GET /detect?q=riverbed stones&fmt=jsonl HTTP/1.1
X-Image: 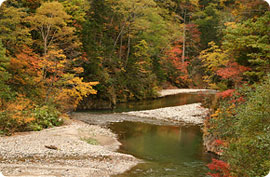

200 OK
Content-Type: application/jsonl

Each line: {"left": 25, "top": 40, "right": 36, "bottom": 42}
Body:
{"left": 159, "top": 89, "right": 216, "bottom": 97}
{"left": 0, "top": 120, "right": 139, "bottom": 177}
{"left": 123, "top": 103, "right": 208, "bottom": 125}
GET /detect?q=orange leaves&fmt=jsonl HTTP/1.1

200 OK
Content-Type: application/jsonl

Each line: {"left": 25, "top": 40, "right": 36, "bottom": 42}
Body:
{"left": 42, "top": 49, "right": 66, "bottom": 75}
{"left": 38, "top": 48, "right": 98, "bottom": 110}
{"left": 5, "top": 95, "right": 36, "bottom": 124}
{"left": 9, "top": 48, "right": 42, "bottom": 88}
{"left": 7, "top": 46, "right": 98, "bottom": 112}
{"left": 54, "top": 75, "right": 98, "bottom": 110}
{"left": 73, "top": 67, "right": 84, "bottom": 74}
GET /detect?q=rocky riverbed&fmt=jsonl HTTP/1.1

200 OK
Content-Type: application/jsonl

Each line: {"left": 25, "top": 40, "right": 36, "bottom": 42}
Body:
{"left": 0, "top": 89, "right": 214, "bottom": 177}
{"left": 123, "top": 103, "right": 208, "bottom": 125}
{"left": 159, "top": 89, "right": 216, "bottom": 97}
{"left": 0, "top": 120, "right": 139, "bottom": 177}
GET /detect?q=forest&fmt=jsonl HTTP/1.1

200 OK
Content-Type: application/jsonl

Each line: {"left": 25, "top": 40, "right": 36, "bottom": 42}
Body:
{"left": 0, "top": 0, "right": 270, "bottom": 176}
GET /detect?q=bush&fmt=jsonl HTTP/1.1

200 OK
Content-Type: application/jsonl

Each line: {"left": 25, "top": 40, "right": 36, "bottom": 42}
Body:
{"left": 0, "top": 98, "right": 63, "bottom": 135}
{"left": 31, "top": 105, "right": 63, "bottom": 130}
{"left": 225, "top": 77, "right": 270, "bottom": 176}
{"left": 208, "top": 76, "right": 270, "bottom": 176}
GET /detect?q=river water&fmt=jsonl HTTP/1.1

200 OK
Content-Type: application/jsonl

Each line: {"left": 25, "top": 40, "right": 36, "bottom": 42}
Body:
{"left": 109, "top": 121, "right": 211, "bottom": 177}
{"left": 81, "top": 93, "right": 214, "bottom": 176}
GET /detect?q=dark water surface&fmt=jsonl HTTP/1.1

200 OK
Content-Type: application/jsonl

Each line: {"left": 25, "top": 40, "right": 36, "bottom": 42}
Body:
{"left": 109, "top": 121, "right": 211, "bottom": 177}
{"left": 90, "top": 92, "right": 213, "bottom": 113}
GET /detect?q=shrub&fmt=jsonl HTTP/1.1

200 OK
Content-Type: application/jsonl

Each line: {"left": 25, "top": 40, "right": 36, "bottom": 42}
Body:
{"left": 0, "top": 96, "right": 63, "bottom": 135}
{"left": 208, "top": 76, "right": 270, "bottom": 176}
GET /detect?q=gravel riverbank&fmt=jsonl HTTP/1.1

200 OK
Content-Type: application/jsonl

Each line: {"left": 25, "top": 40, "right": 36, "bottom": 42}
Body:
{"left": 0, "top": 120, "right": 139, "bottom": 177}
{"left": 159, "top": 89, "right": 216, "bottom": 97}
{"left": 123, "top": 103, "right": 208, "bottom": 125}
{"left": 0, "top": 89, "right": 213, "bottom": 177}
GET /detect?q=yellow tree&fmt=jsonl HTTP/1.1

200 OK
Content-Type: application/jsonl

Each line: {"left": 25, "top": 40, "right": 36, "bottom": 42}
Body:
{"left": 25, "top": 1, "right": 97, "bottom": 110}
{"left": 40, "top": 49, "right": 98, "bottom": 111}
{"left": 0, "top": 4, "right": 31, "bottom": 54}
{"left": 200, "top": 42, "right": 229, "bottom": 89}
{"left": 26, "top": 1, "right": 81, "bottom": 57}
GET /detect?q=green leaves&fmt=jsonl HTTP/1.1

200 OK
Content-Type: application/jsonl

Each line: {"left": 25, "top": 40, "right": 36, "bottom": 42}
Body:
{"left": 0, "top": 40, "right": 11, "bottom": 103}
{"left": 26, "top": 1, "right": 80, "bottom": 56}
{"left": 222, "top": 12, "right": 270, "bottom": 82}
{"left": 209, "top": 76, "right": 270, "bottom": 176}
{"left": 0, "top": 4, "right": 31, "bottom": 54}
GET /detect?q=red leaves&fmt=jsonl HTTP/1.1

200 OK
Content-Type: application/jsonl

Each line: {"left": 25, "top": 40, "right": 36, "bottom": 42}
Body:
{"left": 217, "top": 89, "right": 236, "bottom": 99}
{"left": 207, "top": 158, "right": 231, "bottom": 177}
{"left": 217, "top": 89, "right": 246, "bottom": 103}
{"left": 164, "top": 41, "right": 190, "bottom": 85}
{"left": 216, "top": 62, "right": 250, "bottom": 86}
{"left": 215, "top": 139, "right": 225, "bottom": 146}
{"left": 231, "top": 96, "right": 246, "bottom": 103}
{"left": 217, "top": 62, "right": 249, "bottom": 79}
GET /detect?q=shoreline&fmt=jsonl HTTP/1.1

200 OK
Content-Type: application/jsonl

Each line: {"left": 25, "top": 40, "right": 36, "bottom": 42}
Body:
{"left": 0, "top": 89, "right": 214, "bottom": 176}
{"left": 122, "top": 103, "right": 208, "bottom": 125}
{"left": 0, "top": 120, "right": 140, "bottom": 177}
{"left": 158, "top": 89, "right": 216, "bottom": 97}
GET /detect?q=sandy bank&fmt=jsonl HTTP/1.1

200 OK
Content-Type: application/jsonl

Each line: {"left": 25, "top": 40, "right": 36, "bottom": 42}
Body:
{"left": 159, "top": 89, "right": 216, "bottom": 97}
{"left": 0, "top": 120, "right": 139, "bottom": 177}
{"left": 123, "top": 103, "right": 208, "bottom": 125}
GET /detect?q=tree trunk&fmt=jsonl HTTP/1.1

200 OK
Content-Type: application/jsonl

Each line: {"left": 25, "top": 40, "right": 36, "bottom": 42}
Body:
{"left": 182, "top": 9, "right": 186, "bottom": 64}
{"left": 119, "top": 31, "right": 123, "bottom": 60}
{"left": 44, "top": 36, "right": 47, "bottom": 56}
{"left": 125, "top": 28, "right": 131, "bottom": 68}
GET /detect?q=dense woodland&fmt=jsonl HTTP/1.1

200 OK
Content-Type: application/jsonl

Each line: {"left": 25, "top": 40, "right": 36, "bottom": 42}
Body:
{"left": 0, "top": 0, "right": 270, "bottom": 176}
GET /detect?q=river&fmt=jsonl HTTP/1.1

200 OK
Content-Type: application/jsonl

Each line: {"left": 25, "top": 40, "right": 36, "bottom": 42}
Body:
{"left": 79, "top": 92, "right": 214, "bottom": 176}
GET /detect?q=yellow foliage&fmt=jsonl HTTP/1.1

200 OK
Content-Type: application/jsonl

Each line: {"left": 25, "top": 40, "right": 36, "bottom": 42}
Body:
{"left": 211, "top": 108, "right": 221, "bottom": 119}
{"left": 224, "top": 22, "right": 237, "bottom": 28}
{"left": 200, "top": 42, "right": 230, "bottom": 86}
{"left": 73, "top": 67, "right": 84, "bottom": 74}
{"left": 54, "top": 74, "right": 98, "bottom": 110}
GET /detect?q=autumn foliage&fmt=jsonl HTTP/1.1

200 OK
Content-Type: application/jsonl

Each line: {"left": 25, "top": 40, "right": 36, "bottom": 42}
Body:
{"left": 163, "top": 41, "right": 191, "bottom": 87}
{"left": 207, "top": 159, "right": 231, "bottom": 177}
{"left": 0, "top": 1, "right": 98, "bottom": 135}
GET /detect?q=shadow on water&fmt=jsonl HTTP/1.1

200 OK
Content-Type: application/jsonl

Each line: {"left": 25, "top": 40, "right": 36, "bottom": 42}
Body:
{"left": 88, "top": 93, "right": 214, "bottom": 113}
{"left": 109, "top": 121, "right": 213, "bottom": 177}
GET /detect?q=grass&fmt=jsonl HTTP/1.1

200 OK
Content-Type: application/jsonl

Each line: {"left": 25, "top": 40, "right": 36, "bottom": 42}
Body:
{"left": 81, "top": 137, "right": 99, "bottom": 145}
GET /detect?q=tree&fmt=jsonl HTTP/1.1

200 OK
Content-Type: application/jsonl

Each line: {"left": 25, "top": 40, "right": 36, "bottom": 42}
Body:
{"left": 222, "top": 12, "right": 270, "bottom": 82}
{"left": 9, "top": 48, "right": 42, "bottom": 96}
{"left": 162, "top": 40, "right": 191, "bottom": 87}
{"left": 0, "top": 4, "right": 31, "bottom": 54}
{"left": 82, "top": 0, "right": 180, "bottom": 102}
{"left": 39, "top": 49, "right": 98, "bottom": 111}
{"left": 26, "top": 1, "right": 81, "bottom": 57}
{"left": 194, "top": 3, "right": 220, "bottom": 50}
{"left": 0, "top": 40, "right": 11, "bottom": 107}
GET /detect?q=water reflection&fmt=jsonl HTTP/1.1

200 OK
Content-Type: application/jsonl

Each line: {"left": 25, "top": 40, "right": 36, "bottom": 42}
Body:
{"left": 115, "top": 93, "right": 207, "bottom": 112}
{"left": 109, "top": 121, "right": 211, "bottom": 177}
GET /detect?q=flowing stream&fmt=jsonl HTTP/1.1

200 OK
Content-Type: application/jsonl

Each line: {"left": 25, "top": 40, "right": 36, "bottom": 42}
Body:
{"left": 109, "top": 121, "right": 211, "bottom": 177}
{"left": 80, "top": 93, "right": 214, "bottom": 176}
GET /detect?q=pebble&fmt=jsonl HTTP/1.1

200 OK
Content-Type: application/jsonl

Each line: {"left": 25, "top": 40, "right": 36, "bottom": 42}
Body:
{"left": 0, "top": 121, "right": 139, "bottom": 177}
{"left": 123, "top": 103, "right": 208, "bottom": 125}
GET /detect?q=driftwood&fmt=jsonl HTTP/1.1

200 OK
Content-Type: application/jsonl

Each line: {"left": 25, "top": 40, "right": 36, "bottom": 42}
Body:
{"left": 45, "top": 145, "right": 58, "bottom": 150}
